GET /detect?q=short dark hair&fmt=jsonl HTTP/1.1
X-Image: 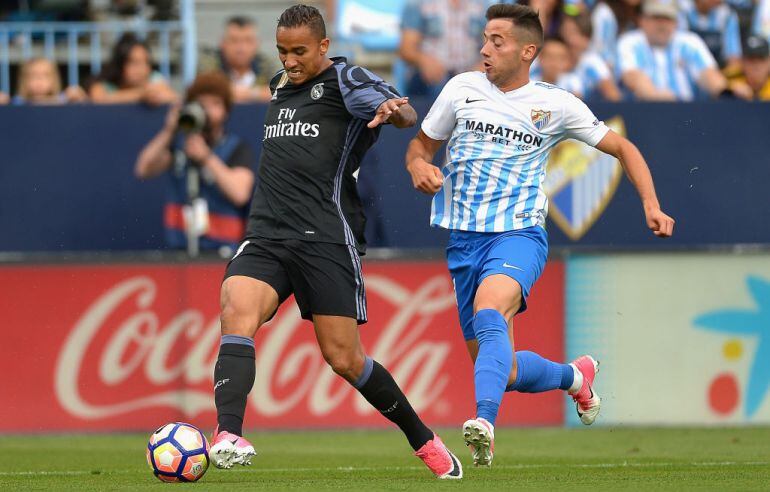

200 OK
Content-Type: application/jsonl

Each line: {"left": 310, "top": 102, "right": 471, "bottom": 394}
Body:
{"left": 277, "top": 4, "right": 326, "bottom": 39}
{"left": 185, "top": 71, "right": 233, "bottom": 112}
{"left": 486, "top": 3, "right": 544, "bottom": 49}
{"left": 226, "top": 16, "right": 255, "bottom": 28}
{"left": 564, "top": 12, "right": 592, "bottom": 38}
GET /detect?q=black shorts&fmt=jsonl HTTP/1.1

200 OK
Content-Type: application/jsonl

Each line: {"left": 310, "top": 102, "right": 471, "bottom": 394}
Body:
{"left": 224, "top": 237, "right": 367, "bottom": 324}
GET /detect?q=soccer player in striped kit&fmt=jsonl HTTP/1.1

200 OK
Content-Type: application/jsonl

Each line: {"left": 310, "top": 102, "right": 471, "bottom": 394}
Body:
{"left": 406, "top": 3, "right": 674, "bottom": 467}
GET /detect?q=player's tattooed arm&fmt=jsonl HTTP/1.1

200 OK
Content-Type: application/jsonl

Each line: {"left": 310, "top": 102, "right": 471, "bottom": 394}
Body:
{"left": 595, "top": 130, "right": 675, "bottom": 238}
{"left": 368, "top": 97, "right": 417, "bottom": 129}
{"left": 405, "top": 130, "right": 444, "bottom": 194}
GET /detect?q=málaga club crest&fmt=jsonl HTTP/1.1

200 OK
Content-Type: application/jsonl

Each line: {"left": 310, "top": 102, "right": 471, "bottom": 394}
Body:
{"left": 531, "top": 109, "right": 551, "bottom": 131}
{"left": 543, "top": 116, "right": 626, "bottom": 241}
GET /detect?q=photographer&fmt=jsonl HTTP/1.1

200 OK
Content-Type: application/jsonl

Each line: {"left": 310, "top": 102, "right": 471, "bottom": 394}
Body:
{"left": 135, "top": 71, "right": 256, "bottom": 253}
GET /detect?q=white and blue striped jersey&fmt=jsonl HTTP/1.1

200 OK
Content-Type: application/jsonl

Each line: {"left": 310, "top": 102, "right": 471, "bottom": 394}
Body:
{"left": 421, "top": 71, "right": 609, "bottom": 232}
{"left": 591, "top": 2, "right": 619, "bottom": 68}
{"left": 572, "top": 51, "right": 613, "bottom": 99}
{"left": 617, "top": 29, "right": 717, "bottom": 101}
{"left": 678, "top": 0, "right": 742, "bottom": 65}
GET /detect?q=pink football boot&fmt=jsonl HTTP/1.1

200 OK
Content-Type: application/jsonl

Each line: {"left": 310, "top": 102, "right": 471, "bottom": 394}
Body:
{"left": 210, "top": 426, "right": 257, "bottom": 469}
{"left": 414, "top": 434, "right": 463, "bottom": 479}
{"left": 570, "top": 355, "right": 601, "bottom": 425}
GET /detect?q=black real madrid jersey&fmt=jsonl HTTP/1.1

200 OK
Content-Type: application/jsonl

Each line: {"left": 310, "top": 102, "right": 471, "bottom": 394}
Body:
{"left": 245, "top": 57, "right": 399, "bottom": 253}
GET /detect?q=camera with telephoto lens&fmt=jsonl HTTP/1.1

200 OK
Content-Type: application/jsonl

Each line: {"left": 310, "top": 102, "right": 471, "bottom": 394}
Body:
{"left": 177, "top": 102, "right": 207, "bottom": 133}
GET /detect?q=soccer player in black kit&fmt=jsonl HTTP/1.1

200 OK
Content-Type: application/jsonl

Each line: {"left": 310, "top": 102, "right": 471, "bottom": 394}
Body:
{"left": 209, "top": 5, "right": 462, "bottom": 480}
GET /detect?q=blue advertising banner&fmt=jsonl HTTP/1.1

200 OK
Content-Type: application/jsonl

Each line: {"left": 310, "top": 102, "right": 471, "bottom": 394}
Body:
{"left": 1, "top": 101, "right": 769, "bottom": 252}
{"left": 0, "top": 104, "right": 267, "bottom": 252}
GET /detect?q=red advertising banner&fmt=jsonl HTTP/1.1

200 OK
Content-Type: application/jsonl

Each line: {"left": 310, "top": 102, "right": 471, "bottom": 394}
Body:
{"left": 0, "top": 260, "right": 564, "bottom": 431}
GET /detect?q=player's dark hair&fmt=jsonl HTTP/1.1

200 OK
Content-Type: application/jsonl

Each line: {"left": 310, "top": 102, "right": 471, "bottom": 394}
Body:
{"left": 564, "top": 12, "right": 592, "bottom": 38}
{"left": 226, "top": 15, "right": 255, "bottom": 28}
{"left": 185, "top": 70, "right": 233, "bottom": 112}
{"left": 486, "top": 3, "right": 544, "bottom": 50}
{"left": 277, "top": 4, "right": 326, "bottom": 39}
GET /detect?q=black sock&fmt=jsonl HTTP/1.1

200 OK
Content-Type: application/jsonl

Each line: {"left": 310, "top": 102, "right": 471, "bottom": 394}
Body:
{"left": 214, "top": 339, "right": 255, "bottom": 436}
{"left": 354, "top": 358, "right": 434, "bottom": 451}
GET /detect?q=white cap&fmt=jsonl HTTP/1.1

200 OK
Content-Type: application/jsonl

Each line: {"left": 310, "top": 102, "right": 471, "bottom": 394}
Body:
{"left": 642, "top": 0, "right": 678, "bottom": 20}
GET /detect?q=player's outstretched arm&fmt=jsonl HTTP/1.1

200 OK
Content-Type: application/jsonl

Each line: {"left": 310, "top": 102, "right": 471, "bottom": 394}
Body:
{"left": 595, "top": 130, "right": 675, "bottom": 238}
{"left": 368, "top": 97, "right": 417, "bottom": 129}
{"left": 405, "top": 130, "right": 444, "bottom": 194}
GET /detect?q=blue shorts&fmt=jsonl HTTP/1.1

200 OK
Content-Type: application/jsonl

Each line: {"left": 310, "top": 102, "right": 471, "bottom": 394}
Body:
{"left": 446, "top": 226, "right": 548, "bottom": 341}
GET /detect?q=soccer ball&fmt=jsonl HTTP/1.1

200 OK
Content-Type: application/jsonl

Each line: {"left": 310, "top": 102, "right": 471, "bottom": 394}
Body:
{"left": 146, "top": 422, "right": 210, "bottom": 482}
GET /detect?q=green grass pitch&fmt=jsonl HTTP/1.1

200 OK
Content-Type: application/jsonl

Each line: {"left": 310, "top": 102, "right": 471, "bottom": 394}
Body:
{"left": 2, "top": 427, "right": 769, "bottom": 491}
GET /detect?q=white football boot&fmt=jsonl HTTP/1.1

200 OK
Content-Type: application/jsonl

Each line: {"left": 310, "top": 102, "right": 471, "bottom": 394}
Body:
{"left": 462, "top": 417, "right": 495, "bottom": 467}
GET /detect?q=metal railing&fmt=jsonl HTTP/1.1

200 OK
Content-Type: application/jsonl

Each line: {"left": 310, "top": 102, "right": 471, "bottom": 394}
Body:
{"left": 0, "top": 0, "right": 197, "bottom": 94}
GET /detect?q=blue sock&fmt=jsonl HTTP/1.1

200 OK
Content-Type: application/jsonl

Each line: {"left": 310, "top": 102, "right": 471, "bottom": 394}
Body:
{"left": 505, "top": 351, "right": 574, "bottom": 393}
{"left": 473, "top": 309, "right": 513, "bottom": 426}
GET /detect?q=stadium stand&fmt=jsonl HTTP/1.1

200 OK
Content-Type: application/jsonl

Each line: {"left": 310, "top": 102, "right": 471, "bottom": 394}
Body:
{"left": 0, "top": 0, "right": 196, "bottom": 94}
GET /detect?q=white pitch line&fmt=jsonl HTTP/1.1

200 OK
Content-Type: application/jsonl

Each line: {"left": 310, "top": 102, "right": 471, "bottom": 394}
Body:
{"left": 1, "top": 461, "right": 767, "bottom": 477}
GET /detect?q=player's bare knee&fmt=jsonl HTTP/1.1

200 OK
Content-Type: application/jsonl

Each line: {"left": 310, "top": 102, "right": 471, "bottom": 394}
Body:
{"left": 474, "top": 302, "right": 517, "bottom": 322}
{"left": 219, "top": 285, "right": 261, "bottom": 336}
{"left": 220, "top": 308, "right": 260, "bottom": 337}
{"left": 474, "top": 292, "right": 520, "bottom": 321}
{"left": 324, "top": 351, "right": 365, "bottom": 382}
{"left": 475, "top": 275, "right": 522, "bottom": 320}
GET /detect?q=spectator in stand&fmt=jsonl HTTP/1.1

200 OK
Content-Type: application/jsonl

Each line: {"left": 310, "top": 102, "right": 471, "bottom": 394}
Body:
{"left": 725, "top": 0, "right": 755, "bottom": 38}
{"left": 90, "top": 33, "right": 177, "bottom": 105}
{"left": 591, "top": 0, "right": 642, "bottom": 68}
{"left": 199, "top": 16, "right": 274, "bottom": 103}
{"left": 134, "top": 71, "right": 256, "bottom": 251}
{"left": 532, "top": 36, "right": 584, "bottom": 94}
{"left": 323, "top": 0, "right": 336, "bottom": 24}
{"left": 679, "top": 0, "right": 742, "bottom": 73}
{"left": 729, "top": 34, "right": 770, "bottom": 100}
{"left": 617, "top": 0, "right": 727, "bottom": 100}
{"left": 399, "top": 0, "right": 488, "bottom": 98}
{"left": 560, "top": 12, "right": 623, "bottom": 100}
{"left": 754, "top": 0, "right": 770, "bottom": 43}
{"left": 12, "top": 58, "right": 87, "bottom": 104}
{"left": 522, "top": 0, "right": 566, "bottom": 36}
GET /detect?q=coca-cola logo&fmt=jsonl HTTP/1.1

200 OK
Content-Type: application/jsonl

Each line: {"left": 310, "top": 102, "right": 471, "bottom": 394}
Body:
{"left": 54, "top": 274, "right": 457, "bottom": 421}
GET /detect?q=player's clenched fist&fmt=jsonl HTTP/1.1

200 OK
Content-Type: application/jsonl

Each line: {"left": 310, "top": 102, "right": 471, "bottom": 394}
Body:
{"left": 645, "top": 207, "right": 675, "bottom": 238}
{"left": 407, "top": 158, "right": 443, "bottom": 194}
